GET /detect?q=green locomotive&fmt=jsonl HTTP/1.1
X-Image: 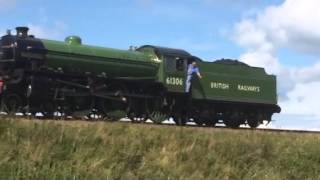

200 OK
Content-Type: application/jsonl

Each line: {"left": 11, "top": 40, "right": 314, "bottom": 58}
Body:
{"left": 0, "top": 27, "right": 280, "bottom": 128}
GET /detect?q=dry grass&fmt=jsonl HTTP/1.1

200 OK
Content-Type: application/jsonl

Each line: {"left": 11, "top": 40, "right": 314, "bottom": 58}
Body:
{"left": 0, "top": 117, "right": 319, "bottom": 180}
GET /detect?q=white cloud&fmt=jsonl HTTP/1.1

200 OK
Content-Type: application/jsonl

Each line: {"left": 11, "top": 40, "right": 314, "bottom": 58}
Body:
{"left": 28, "top": 22, "right": 67, "bottom": 40}
{"left": 234, "top": 19, "right": 273, "bottom": 52}
{"left": 293, "top": 62, "right": 320, "bottom": 83}
{"left": 233, "top": 0, "right": 320, "bottom": 130}
{"left": 240, "top": 51, "right": 280, "bottom": 74}
{"left": 280, "top": 82, "right": 320, "bottom": 118}
{"left": 235, "top": 0, "right": 320, "bottom": 55}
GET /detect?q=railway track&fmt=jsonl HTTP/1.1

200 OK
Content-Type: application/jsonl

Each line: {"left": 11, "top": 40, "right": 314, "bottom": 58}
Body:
{"left": 1, "top": 114, "right": 319, "bottom": 135}
{"left": 131, "top": 120, "right": 320, "bottom": 135}
{"left": 238, "top": 127, "right": 320, "bottom": 134}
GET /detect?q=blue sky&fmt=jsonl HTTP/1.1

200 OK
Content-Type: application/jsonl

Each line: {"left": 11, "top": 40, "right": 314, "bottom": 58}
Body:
{"left": 0, "top": 0, "right": 282, "bottom": 60}
{"left": 1, "top": 0, "right": 320, "bottom": 130}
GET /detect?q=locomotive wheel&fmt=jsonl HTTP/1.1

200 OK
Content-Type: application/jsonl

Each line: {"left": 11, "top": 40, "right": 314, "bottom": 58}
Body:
{"left": 204, "top": 117, "right": 217, "bottom": 127}
{"left": 85, "top": 109, "right": 106, "bottom": 121}
{"left": 129, "top": 113, "right": 148, "bottom": 123}
{"left": 194, "top": 118, "right": 205, "bottom": 126}
{"left": 127, "top": 111, "right": 135, "bottom": 122}
{"left": 98, "top": 84, "right": 129, "bottom": 120}
{"left": 128, "top": 99, "right": 149, "bottom": 123}
{"left": 190, "top": 107, "right": 203, "bottom": 126}
{"left": 2, "top": 94, "right": 23, "bottom": 114}
{"left": 150, "top": 111, "right": 167, "bottom": 124}
{"left": 145, "top": 96, "right": 168, "bottom": 124}
{"left": 173, "top": 115, "right": 187, "bottom": 126}
{"left": 41, "top": 101, "right": 56, "bottom": 119}
{"left": 106, "top": 110, "right": 127, "bottom": 121}
{"left": 129, "top": 115, "right": 148, "bottom": 123}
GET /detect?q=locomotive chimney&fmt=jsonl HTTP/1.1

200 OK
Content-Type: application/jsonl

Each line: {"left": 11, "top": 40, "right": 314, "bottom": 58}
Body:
{"left": 16, "top": 27, "right": 29, "bottom": 38}
{"left": 6, "top": 29, "right": 11, "bottom": 36}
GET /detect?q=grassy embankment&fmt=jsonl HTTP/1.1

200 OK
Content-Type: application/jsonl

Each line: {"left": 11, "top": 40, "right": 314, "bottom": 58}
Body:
{"left": 0, "top": 117, "right": 319, "bottom": 180}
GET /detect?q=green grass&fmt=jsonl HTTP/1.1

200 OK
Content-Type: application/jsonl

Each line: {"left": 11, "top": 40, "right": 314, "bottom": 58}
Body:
{"left": 0, "top": 118, "right": 319, "bottom": 180}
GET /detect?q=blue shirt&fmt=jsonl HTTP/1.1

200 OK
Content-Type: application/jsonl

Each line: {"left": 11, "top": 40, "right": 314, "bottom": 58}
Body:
{"left": 187, "top": 64, "right": 200, "bottom": 75}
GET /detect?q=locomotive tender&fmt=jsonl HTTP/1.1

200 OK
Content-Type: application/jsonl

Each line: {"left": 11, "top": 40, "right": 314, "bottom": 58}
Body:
{"left": 0, "top": 27, "right": 280, "bottom": 128}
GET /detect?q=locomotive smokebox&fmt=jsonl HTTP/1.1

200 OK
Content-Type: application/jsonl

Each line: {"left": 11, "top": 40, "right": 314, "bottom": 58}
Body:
{"left": 16, "top": 27, "right": 29, "bottom": 38}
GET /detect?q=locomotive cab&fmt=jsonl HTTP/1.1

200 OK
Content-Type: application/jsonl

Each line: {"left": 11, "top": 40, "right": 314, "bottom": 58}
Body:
{"left": 137, "top": 45, "right": 197, "bottom": 93}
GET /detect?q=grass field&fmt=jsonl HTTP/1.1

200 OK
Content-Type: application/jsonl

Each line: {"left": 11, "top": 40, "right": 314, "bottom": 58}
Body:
{"left": 0, "top": 117, "right": 319, "bottom": 180}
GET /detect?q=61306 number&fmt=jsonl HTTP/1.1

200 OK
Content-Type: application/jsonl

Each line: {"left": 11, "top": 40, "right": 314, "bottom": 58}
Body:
{"left": 166, "top": 77, "right": 183, "bottom": 86}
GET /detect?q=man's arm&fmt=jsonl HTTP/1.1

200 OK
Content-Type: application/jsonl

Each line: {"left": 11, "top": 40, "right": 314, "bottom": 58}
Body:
{"left": 197, "top": 72, "right": 202, "bottom": 79}
{"left": 195, "top": 67, "right": 202, "bottom": 78}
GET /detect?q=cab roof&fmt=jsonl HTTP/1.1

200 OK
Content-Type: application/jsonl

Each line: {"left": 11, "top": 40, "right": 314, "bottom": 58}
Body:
{"left": 138, "top": 45, "right": 191, "bottom": 57}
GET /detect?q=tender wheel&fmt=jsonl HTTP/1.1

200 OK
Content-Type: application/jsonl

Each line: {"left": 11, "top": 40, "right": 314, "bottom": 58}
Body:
{"left": 224, "top": 114, "right": 241, "bottom": 128}
{"left": 247, "top": 112, "right": 260, "bottom": 128}
{"left": 224, "top": 118, "right": 241, "bottom": 128}
{"left": 224, "top": 109, "right": 246, "bottom": 128}
{"left": 248, "top": 119, "right": 259, "bottom": 128}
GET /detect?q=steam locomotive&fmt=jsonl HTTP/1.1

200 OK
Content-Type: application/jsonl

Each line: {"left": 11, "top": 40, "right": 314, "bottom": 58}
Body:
{"left": 0, "top": 27, "right": 280, "bottom": 128}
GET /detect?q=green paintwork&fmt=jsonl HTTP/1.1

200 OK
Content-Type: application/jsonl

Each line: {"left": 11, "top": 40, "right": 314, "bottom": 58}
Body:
{"left": 40, "top": 38, "right": 278, "bottom": 107}
{"left": 164, "top": 69, "right": 186, "bottom": 92}
{"left": 65, "top": 36, "right": 82, "bottom": 45}
{"left": 136, "top": 46, "right": 164, "bottom": 82}
{"left": 137, "top": 45, "right": 278, "bottom": 106}
{"left": 136, "top": 46, "right": 188, "bottom": 91}
{"left": 41, "top": 39, "right": 160, "bottom": 78}
{"left": 192, "top": 62, "right": 278, "bottom": 105}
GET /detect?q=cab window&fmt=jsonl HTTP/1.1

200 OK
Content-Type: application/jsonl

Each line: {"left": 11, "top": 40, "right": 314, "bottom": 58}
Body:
{"left": 166, "top": 56, "right": 186, "bottom": 72}
{"left": 176, "top": 58, "right": 185, "bottom": 71}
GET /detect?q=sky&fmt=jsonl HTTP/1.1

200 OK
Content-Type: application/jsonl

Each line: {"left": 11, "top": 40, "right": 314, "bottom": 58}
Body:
{"left": 0, "top": 0, "right": 319, "bottom": 130}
